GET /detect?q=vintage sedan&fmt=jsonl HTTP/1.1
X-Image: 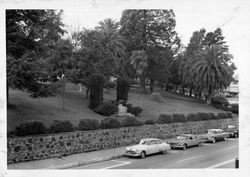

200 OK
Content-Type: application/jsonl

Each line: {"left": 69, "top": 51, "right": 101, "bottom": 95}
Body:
{"left": 202, "top": 129, "right": 230, "bottom": 143}
{"left": 225, "top": 125, "right": 239, "bottom": 138}
{"left": 168, "top": 134, "right": 203, "bottom": 150}
{"left": 124, "top": 138, "right": 171, "bottom": 158}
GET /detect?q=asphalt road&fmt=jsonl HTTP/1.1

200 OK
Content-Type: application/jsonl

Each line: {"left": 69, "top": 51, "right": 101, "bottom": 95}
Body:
{"left": 70, "top": 138, "right": 238, "bottom": 169}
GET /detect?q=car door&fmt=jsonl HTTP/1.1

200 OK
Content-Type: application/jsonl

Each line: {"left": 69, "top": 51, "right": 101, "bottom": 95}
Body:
{"left": 190, "top": 135, "right": 199, "bottom": 146}
{"left": 145, "top": 141, "right": 155, "bottom": 154}
{"left": 189, "top": 136, "right": 197, "bottom": 146}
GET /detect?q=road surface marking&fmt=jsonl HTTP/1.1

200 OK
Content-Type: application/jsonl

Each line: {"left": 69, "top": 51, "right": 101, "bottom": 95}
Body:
{"left": 176, "top": 155, "right": 202, "bottom": 162}
{"left": 206, "top": 159, "right": 235, "bottom": 168}
{"left": 101, "top": 160, "right": 131, "bottom": 169}
{"left": 215, "top": 146, "right": 238, "bottom": 153}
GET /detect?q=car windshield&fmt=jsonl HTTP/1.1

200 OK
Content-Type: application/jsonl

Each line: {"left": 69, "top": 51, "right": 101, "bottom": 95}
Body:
{"left": 177, "top": 136, "right": 188, "bottom": 140}
{"left": 139, "top": 140, "right": 148, "bottom": 145}
{"left": 207, "top": 130, "right": 218, "bottom": 134}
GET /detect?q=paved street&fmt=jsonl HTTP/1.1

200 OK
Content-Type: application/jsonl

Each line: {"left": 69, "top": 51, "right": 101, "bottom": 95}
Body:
{"left": 69, "top": 138, "right": 238, "bottom": 169}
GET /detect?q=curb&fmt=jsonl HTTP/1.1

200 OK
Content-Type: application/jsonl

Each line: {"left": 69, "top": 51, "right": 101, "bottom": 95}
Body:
{"left": 45, "top": 154, "right": 125, "bottom": 169}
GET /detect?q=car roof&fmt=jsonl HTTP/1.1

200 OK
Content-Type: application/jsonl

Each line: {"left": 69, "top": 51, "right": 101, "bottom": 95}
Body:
{"left": 208, "top": 129, "right": 223, "bottom": 131}
{"left": 140, "top": 138, "right": 161, "bottom": 141}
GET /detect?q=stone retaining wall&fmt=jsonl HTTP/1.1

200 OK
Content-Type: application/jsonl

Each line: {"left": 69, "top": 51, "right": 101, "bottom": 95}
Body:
{"left": 8, "top": 118, "right": 238, "bottom": 164}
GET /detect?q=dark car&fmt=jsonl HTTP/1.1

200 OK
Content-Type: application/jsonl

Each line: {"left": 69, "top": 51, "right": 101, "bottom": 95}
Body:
{"left": 225, "top": 125, "right": 239, "bottom": 138}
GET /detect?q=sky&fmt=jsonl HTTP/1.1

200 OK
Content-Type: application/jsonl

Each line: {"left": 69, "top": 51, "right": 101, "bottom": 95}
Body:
{"left": 58, "top": 0, "right": 250, "bottom": 71}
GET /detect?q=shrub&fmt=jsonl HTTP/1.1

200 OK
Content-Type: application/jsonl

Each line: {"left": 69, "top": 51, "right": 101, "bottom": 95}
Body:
{"left": 172, "top": 114, "right": 187, "bottom": 122}
{"left": 14, "top": 121, "right": 46, "bottom": 136}
{"left": 158, "top": 114, "right": 173, "bottom": 124}
{"left": 187, "top": 113, "right": 199, "bottom": 121}
{"left": 122, "top": 116, "right": 143, "bottom": 127}
{"left": 48, "top": 120, "right": 74, "bottom": 133}
{"left": 116, "top": 76, "right": 131, "bottom": 103}
{"left": 79, "top": 119, "right": 99, "bottom": 131}
{"left": 207, "top": 113, "right": 217, "bottom": 120}
{"left": 144, "top": 119, "right": 155, "bottom": 125}
{"left": 127, "top": 103, "right": 143, "bottom": 116}
{"left": 231, "top": 104, "right": 239, "bottom": 114}
{"left": 217, "top": 112, "right": 232, "bottom": 119}
{"left": 100, "top": 118, "right": 122, "bottom": 129}
{"left": 89, "top": 74, "right": 105, "bottom": 109}
{"left": 149, "top": 92, "right": 165, "bottom": 103}
{"left": 94, "top": 101, "right": 118, "bottom": 116}
{"left": 196, "top": 112, "right": 210, "bottom": 120}
{"left": 211, "top": 95, "right": 229, "bottom": 106}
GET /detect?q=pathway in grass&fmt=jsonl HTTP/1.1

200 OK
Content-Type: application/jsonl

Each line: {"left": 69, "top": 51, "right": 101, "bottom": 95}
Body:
{"left": 7, "top": 85, "right": 225, "bottom": 131}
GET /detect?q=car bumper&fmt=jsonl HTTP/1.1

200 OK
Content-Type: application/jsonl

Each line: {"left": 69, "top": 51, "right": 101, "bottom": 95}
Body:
{"left": 124, "top": 151, "right": 141, "bottom": 157}
{"left": 170, "top": 144, "right": 184, "bottom": 149}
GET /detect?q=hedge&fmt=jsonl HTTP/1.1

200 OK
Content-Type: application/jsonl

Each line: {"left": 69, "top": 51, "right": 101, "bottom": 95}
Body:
{"left": 48, "top": 120, "right": 74, "bottom": 133}
{"left": 79, "top": 119, "right": 100, "bottom": 131}
{"left": 14, "top": 121, "right": 46, "bottom": 136}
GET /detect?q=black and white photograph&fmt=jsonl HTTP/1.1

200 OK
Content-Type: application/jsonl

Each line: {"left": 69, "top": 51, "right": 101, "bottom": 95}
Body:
{"left": 0, "top": 0, "right": 250, "bottom": 176}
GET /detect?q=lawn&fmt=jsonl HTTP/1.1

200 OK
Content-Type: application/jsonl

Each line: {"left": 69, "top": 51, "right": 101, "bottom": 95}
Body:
{"left": 7, "top": 84, "right": 226, "bottom": 131}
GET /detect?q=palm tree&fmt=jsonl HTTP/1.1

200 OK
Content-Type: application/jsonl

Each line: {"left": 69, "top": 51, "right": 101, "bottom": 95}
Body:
{"left": 96, "top": 18, "right": 126, "bottom": 76}
{"left": 183, "top": 45, "right": 234, "bottom": 103}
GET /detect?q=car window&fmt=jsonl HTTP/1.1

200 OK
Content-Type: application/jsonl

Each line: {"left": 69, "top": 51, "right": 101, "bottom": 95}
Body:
{"left": 155, "top": 140, "right": 162, "bottom": 144}
{"left": 140, "top": 140, "right": 147, "bottom": 145}
{"left": 177, "top": 136, "right": 188, "bottom": 140}
{"left": 208, "top": 130, "right": 217, "bottom": 134}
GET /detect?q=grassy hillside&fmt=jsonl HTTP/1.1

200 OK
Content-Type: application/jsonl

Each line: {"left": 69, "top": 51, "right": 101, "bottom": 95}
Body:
{"left": 7, "top": 84, "right": 225, "bottom": 131}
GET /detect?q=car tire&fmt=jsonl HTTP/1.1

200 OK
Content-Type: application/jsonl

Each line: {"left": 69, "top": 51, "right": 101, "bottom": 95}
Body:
{"left": 234, "top": 133, "right": 238, "bottom": 138}
{"left": 212, "top": 139, "right": 216, "bottom": 143}
{"left": 223, "top": 137, "right": 227, "bottom": 141}
{"left": 161, "top": 150, "right": 167, "bottom": 154}
{"left": 182, "top": 144, "right": 187, "bottom": 150}
{"left": 140, "top": 151, "right": 146, "bottom": 159}
{"left": 197, "top": 142, "right": 202, "bottom": 147}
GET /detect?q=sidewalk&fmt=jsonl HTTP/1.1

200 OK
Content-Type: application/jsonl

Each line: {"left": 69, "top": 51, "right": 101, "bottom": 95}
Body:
{"left": 8, "top": 146, "right": 126, "bottom": 169}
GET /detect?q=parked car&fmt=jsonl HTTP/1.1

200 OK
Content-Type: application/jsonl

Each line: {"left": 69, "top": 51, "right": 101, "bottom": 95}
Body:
{"left": 124, "top": 138, "right": 171, "bottom": 158}
{"left": 168, "top": 134, "right": 203, "bottom": 150}
{"left": 201, "top": 129, "right": 230, "bottom": 143}
{"left": 225, "top": 124, "right": 239, "bottom": 138}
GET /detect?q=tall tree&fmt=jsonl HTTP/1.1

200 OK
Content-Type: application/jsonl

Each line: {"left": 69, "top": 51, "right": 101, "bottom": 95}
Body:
{"left": 120, "top": 9, "right": 180, "bottom": 92}
{"left": 6, "top": 10, "right": 65, "bottom": 103}
{"left": 185, "top": 45, "right": 234, "bottom": 103}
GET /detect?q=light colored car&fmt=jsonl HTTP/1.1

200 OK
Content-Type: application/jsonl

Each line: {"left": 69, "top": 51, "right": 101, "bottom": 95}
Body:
{"left": 202, "top": 129, "right": 230, "bottom": 143}
{"left": 168, "top": 134, "right": 203, "bottom": 150}
{"left": 124, "top": 138, "right": 171, "bottom": 158}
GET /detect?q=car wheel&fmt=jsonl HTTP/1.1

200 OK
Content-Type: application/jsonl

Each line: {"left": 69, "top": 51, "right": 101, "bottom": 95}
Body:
{"left": 182, "top": 144, "right": 187, "bottom": 150}
{"left": 223, "top": 137, "right": 227, "bottom": 141}
{"left": 161, "top": 150, "right": 167, "bottom": 154}
{"left": 197, "top": 142, "right": 202, "bottom": 147}
{"left": 212, "top": 139, "right": 216, "bottom": 143}
{"left": 234, "top": 133, "right": 238, "bottom": 138}
{"left": 140, "top": 151, "right": 146, "bottom": 159}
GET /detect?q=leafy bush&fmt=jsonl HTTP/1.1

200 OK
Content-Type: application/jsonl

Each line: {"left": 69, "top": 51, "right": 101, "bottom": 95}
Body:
{"left": 158, "top": 114, "right": 173, "bottom": 124}
{"left": 94, "top": 101, "right": 118, "bottom": 116}
{"left": 14, "top": 121, "right": 46, "bottom": 136}
{"left": 122, "top": 116, "right": 143, "bottom": 127}
{"left": 172, "top": 114, "right": 187, "bottom": 122}
{"left": 149, "top": 92, "right": 165, "bottom": 103}
{"left": 104, "top": 81, "right": 116, "bottom": 89}
{"left": 231, "top": 104, "right": 239, "bottom": 114}
{"left": 79, "top": 119, "right": 99, "bottom": 131}
{"left": 127, "top": 103, "right": 143, "bottom": 116}
{"left": 48, "top": 120, "right": 74, "bottom": 133}
{"left": 207, "top": 113, "right": 217, "bottom": 120}
{"left": 196, "top": 112, "right": 210, "bottom": 120}
{"left": 211, "top": 95, "right": 229, "bottom": 106}
{"left": 217, "top": 112, "right": 232, "bottom": 119}
{"left": 116, "top": 76, "right": 130, "bottom": 103}
{"left": 89, "top": 74, "right": 105, "bottom": 109}
{"left": 186, "top": 113, "right": 199, "bottom": 121}
{"left": 144, "top": 119, "right": 155, "bottom": 125}
{"left": 100, "top": 118, "right": 122, "bottom": 129}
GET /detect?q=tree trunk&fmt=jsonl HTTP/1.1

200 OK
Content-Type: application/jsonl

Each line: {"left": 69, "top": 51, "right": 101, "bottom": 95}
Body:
{"left": 150, "top": 79, "right": 154, "bottom": 93}
{"left": 182, "top": 86, "right": 185, "bottom": 95}
{"left": 189, "top": 86, "right": 193, "bottom": 96}
{"left": 206, "top": 87, "right": 213, "bottom": 104}
{"left": 139, "top": 75, "right": 146, "bottom": 93}
{"left": 62, "top": 78, "right": 65, "bottom": 110}
{"left": 86, "top": 86, "right": 90, "bottom": 98}
{"left": 175, "top": 84, "right": 178, "bottom": 92}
